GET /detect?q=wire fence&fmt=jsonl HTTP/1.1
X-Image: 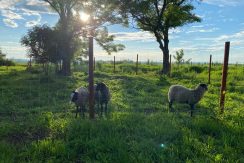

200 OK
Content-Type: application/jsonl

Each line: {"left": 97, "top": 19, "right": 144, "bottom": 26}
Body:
{"left": 0, "top": 60, "right": 244, "bottom": 117}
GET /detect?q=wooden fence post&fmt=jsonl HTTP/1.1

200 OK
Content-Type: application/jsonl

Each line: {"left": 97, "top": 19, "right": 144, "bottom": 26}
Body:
{"left": 136, "top": 54, "right": 138, "bottom": 75}
{"left": 220, "top": 42, "right": 230, "bottom": 114}
{"left": 208, "top": 55, "right": 212, "bottom": 84}
{"left": 88, "top": 35, "right": 95, "bottom": 119}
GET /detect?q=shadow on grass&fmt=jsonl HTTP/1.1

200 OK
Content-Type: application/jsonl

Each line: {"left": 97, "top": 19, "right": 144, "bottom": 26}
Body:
{"left": 94, "top": 72, "right": 171, "bottom": 114}
{"left": 0, "top": 67, "right": 77, "bottom": 145}
{"left": 51, "top": 112, "right": 182, "bottom": 162}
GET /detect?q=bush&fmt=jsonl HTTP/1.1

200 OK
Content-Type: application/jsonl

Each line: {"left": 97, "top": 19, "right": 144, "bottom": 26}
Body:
{"left": 0, "top": 58, "right": 15, "bottom": 66}
{"left": 189, "top": 66, "right": 204, "bottom": 73}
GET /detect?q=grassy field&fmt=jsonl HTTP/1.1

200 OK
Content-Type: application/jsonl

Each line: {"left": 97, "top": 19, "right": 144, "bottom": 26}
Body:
{"left": 0, "top": 62, "right": 243, "bottom": 162}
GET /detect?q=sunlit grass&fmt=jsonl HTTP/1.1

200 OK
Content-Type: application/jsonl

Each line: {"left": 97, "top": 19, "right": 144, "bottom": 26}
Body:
{"left": 0, "top": 62, "right": 243, "bottom": 162}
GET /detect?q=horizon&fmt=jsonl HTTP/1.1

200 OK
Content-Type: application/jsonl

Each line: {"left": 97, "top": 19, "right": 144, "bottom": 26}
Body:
{"left": 0, "top": 0, "right": 244, "bottom": 63}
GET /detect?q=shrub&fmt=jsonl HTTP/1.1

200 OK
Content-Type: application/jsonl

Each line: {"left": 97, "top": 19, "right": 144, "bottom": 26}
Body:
{"left": 0, "top": 58, "right": 15, "bottom": 66}
{"left": 189, "top": 66, "right": 204, "bottom": 73}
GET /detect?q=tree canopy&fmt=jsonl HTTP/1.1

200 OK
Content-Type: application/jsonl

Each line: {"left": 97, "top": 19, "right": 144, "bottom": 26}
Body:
{"left": 116, "top": 0, "right": 201, "bottom": 74}
{"left": 21, "top": 25, "right": 60, "bottom": 64}
{"left": 40, "top": 0, "right": 125, "bottom": 75}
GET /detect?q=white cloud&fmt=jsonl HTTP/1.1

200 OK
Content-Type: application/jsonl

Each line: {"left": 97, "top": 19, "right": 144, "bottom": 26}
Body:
{"left": 194, "top": 30, "right": 244, "bottom": 43}
{"left": 186, "top": 27, "right": 219, "bottom": 33}
{"left": 202, "top": 0, "right": 244, "bottom": 7}
{"left": 215, "top": 31, "right": 244, "bottom": 42}
{"left": 0, "top": 0, "right": 20, "bottom": 9}
{"left": 21, "top": 8, "right": 41, "bottom": 16}
{"left": 25, "top": 18, "right": 40, "bottom": 27}
{"left": 1, "top": 9, "right": 24, "bottom": 19}
{"left": 3, "top": 19, "right": 18, "bottom": 28}
{"left": 26, "top": 0, "right": 48, "bottom": 6}
{"left": 23, "top": 9, "right": 42, "bottom": 27}
{"left": 17, "top": 0, "right": 53, "bottom": 14}
{"left": 111, "top": 31, "right": 155, "bottom": 42}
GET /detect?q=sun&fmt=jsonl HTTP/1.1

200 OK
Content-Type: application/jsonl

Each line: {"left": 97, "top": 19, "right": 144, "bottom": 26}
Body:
{"left": 79, "top": 12, "right": 90, "bottom": 22}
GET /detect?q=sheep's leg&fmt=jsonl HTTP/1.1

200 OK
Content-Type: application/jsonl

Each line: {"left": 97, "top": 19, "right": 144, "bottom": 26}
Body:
{"left": 82, "top": 105, "right": 85, "bottom": 118}
{"left": 75, "top": 106, "right": 79, "bottom": 118}
{"left": 190, "top": 104, "right": 195, "bottom": 117}
{"left": 169, "top": 101, "right": 173, "bottom": 112}
{"left": 100, "top": 104, "right": 103, "bottom": 116}
{"left": 96, "top": 103, "right": 99, "bottom": 114}
{"left": 105, "top": 102, "right": 108, "bottom": 115}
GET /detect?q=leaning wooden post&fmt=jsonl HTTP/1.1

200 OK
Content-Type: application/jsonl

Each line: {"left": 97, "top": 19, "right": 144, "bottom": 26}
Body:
{"left": 208, "top": 55, "right": 212, "bottom": 84}
{"left": 220, "top": 42, "right": 230, "bottom": 114}
{"left": 136, "top": 54, "right": 138, "bottom": 75}
{"left": 169, "top": 54, "right": 172, "bottom": 77}
{"left": 113, "top": 56, "right": 115, "bottom": 73}
{"left": 88, "top": 32, "right": 95, "bottom": 119}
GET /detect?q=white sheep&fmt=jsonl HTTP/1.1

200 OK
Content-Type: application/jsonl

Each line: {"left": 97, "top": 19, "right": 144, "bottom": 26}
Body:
{"left": 70, "top": 86, "right": 89, "bottom": 118}
{"left": 168, "top": 83, "right": 208, "bottom": 116}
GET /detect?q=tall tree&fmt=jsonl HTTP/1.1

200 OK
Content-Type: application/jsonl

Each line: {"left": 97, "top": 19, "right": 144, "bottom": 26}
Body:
{"left": 44, "top": 0, "right": 79, "bottom": 76}
{"left": 44, "top": 0, "right": 125, "bottom": 75}
{"left": 117, "top": 0, "right": 201, "bottom": 75}
{"left": 20, "top": 25, "right": 60, "bottom": 69}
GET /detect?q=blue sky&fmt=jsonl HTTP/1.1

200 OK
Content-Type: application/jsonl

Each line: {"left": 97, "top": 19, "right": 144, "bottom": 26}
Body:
{"left": 0, "top": 0, "right": 244, "bottom": 63}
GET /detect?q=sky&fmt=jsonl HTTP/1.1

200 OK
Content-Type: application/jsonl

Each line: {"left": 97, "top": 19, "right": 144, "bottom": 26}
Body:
{"left": 0, "top": 0, "right": 244, "bottom": 63}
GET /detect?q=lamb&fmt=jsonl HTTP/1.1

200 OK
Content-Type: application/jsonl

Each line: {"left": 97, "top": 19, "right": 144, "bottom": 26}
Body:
{"left": 95, "top": 82, "right": 111, "bottom": 115}
{"left": 70, "top": 86, "right": 89, "bottom": 118}
{"left": 168, "top": 83, "right": 208, "bottom": 117}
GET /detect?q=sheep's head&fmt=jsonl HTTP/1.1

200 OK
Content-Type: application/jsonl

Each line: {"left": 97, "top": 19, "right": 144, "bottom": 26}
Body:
{"left": 96, "top": 82, "right": 106, "bottom": 92}
{"left": 70, "top": 91, "right": 79, "bottom": 102}
{"left": 199, "top": 83, "right": 208, "bottom": 91}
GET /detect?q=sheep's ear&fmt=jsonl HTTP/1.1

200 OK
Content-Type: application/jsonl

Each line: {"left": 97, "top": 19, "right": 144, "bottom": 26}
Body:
{"left": 199, "top": 83, "right": 208, "bottom": 90}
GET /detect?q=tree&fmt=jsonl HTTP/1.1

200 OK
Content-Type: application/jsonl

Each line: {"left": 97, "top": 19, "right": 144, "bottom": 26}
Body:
{"left": 173, "top": 49, "right": 191, "bottom": 65}
{"left": 43, "top": 0, "right": 78, "bottom": 75}
{"left": 20, "top": 25, "right": 61, "bottom": 72}
{"left": 0, "top": 49, "right": 6, "bottom": 59}
{"left": 0, "top": 49, "right": 15, "bottom": 66}
{"left": 173, "top": 49, "right": 184, "bottom": 65}
{"left": 43, "top": 0, "right": 125, "bottom": 75}
{"left": 116, "top": 0, "right": 201, "bottom": 75}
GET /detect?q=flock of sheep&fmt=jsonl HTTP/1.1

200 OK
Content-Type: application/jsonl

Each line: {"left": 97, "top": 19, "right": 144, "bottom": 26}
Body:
{"left": 70, "top": 82, "right": 208, "bottom": 117}
{"left": 70, "top": 82, "right": 111, "bottom": 117}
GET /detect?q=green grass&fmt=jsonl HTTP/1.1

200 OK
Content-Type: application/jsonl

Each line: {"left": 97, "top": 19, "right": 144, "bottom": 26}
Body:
{"left": 0, "top": 62, "right": 243, "bottom": 162}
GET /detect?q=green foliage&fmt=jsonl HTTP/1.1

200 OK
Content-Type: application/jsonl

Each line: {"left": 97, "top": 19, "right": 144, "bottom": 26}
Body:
{"left": 189, "top": 66, "right": 205, "bottom": 73}
{"left": 42, "top": 0, "right": 126, "bottom": 75}
{"left": 95, "top": 27, "right": 125, "bottom": 55}
{"left": 0, "top": 49, "right": 15, "bottom": 66}
{"left": 20, "top": 25, "right": 60, "bottom": 64}
{"left": 173, "top": 49, "right": 191, "bottom": 65}
{"left": 0, "top": 63, "right": 243, "bottom": 162}
{"left": 174, "top": 49, "right": 184, "bottom": 64}
{"left": 0, "top": 58, "right": 15, "bottom": 66}
{"left": 116, "top": 0, "right": 201, "bottom": 74}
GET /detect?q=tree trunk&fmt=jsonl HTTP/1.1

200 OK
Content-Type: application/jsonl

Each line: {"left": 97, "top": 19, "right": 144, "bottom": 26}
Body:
{"left": 60, "top": 18, "right": 72, "bottom": 76}
{"left": 154, "top": 31, "right": 170, "bottom": 75}
{"left": 162, "top": 35, "right": 170, "bottom": 75}
{"left": 62, "top": 54, "right": 71, "bottom": 76}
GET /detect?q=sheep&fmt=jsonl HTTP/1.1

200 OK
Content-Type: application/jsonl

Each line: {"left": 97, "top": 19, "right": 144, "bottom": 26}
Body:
{"left": 70, "top": 86, "right": 89, "bottom": 118}
{"left": 95, "top": 82, "right": 111, "bottom": 116}
{"left": 168, "top": 83, "right": 208, "bottom": 117}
